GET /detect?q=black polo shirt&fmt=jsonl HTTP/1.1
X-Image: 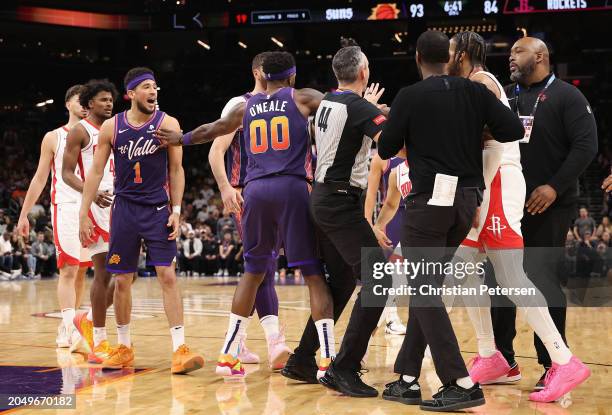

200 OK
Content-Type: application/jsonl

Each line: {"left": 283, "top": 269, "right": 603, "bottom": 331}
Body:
{"left": 505, "top": 74, "right": 598, "bottom": 205}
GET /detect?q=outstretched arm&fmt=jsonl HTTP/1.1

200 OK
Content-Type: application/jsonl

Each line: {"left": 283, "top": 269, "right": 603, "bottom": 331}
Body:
{"left": 154, "top": 103, "right": 245, "bottom": 146}
{"left": 208, "top": 132, "right": 243, "bottom": 213}
{"left": 295, "top": 88, "right": 324, "bottom": 117}
{"left": 165, "top": 116, "right": 185, "bottom": 241}
{"left": 17, "top": 131, "right": 56, "bottom": 236}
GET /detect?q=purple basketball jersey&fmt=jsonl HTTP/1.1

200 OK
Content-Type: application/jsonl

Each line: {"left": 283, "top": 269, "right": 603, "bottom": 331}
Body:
{"left": 243, "top": 87, "right": 313, "bottom": 184}
{"left": 112, "top": 110, "right": 169, "bottom": 205}
{"left": 225, "top": 93, "right": 251, "bottom": 188}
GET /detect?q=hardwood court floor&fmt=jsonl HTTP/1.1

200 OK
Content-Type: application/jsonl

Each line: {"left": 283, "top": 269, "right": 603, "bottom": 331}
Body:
{"left": 0, "top": 277, "right": 610, "bottom": 414}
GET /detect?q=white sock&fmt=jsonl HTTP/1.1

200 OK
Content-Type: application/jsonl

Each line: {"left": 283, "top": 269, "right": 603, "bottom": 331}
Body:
{"left": 93, "top": 327, "right": 107, "bottom": 347}
{"left": 315, "top": 318, "right": 335, "bottom": 359}
{"left": 402, "top": 375, "right": 420, "bottom": 389}
{"left": 523, "top": 307, "right": 572, "bottom": 365}
{"left": 170, "top": 326, "right": 185, "bottom": 352}
{"left": 117, "top": 324, "right": 131, "bottom": 347}
{"left": 456, "top": 376, "right": 474, "bottom": 389}
{"left": 466, "top": 306, "right": 497, "bottom": 357}
{"left": 542, "top": 334, "right": 572, "bottom": 365}
{"left": 260, "top": 315, "right": 280, "bottom": 342}
{"left": 86, "top": 308, "right": 93, "bottom": 322}
{"left": 221, "top": 313, "right": 250, "bottom": 357}
{"left": 61, "top": 308, "right": 75, "bottom": 331}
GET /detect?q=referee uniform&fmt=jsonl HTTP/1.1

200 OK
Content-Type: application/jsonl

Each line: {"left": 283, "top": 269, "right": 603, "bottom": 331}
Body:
{"left": 310, "top": 89, "right": 390, "bottom": 394}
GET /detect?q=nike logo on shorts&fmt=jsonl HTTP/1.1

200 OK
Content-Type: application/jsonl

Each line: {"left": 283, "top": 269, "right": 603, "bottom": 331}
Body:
{"left": 157, "top": 205, "right": 167, "bottom": 211}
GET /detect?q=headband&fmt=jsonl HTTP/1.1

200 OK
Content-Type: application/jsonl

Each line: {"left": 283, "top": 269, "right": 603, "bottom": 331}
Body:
{"left": 126, "top": 73, "right": 156, "bottom": 91}
{"left": 264, "top": 66, "right": 296, "bottom": 81}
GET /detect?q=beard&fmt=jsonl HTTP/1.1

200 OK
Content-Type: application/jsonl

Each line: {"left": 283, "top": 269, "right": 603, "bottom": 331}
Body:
{"left": 510, "top": 58, "right": 536, "bottom": 83}
{"left": 136, "top": 99, "right": 155, "bottom": 115}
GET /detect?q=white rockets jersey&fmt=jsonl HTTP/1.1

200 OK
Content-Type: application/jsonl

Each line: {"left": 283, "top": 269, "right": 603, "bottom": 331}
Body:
{"left": 51, "top": 126, "right": 81, "bottom": 205}
{"left": 395, "top": 161, "right": 412, "bottom": 200}
{"left": 474, "top": 71, "right": 521, "bottom": 170}
{"left": 78, "top": 119, "right": 115, "bottom": 192}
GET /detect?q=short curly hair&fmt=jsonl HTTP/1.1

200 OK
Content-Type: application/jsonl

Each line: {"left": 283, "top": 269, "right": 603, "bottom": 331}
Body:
{"left": 79, "top": 79, "right": 118, "bottom": 109}
{"left": 262, "top": 52, "right": 296, "bottom": 80}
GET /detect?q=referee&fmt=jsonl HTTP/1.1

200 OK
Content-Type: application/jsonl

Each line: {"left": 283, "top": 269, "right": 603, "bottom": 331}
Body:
{"left": 376, "top": 31, "right": 524, "bottom": 411}
{"left": 291, "top": 44, "right": 391, "bottom": 397}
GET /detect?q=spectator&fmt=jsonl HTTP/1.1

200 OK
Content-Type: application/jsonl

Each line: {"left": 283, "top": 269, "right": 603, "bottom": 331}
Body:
{"left": 181, "top": 230, "right": 202, "bottom": 276}
{"left": 216, "top": 211, "right": 235, "bottom": 237}
{"left": 602, "top": 231, "right": 611, "bottom": 247}
{"left": 31, "top": 232, "right": 54, "bottom": 277}
{"left": 576, "top": 231, "right": 598, "bottom": 278}
{"left": 201, "top": 226, "right": 219, "bottom": 275}
{"left": 596, "top": 216, "right": 612, "bottom": 238}
{"left": 201, "top": 184, "right": 215, "bottom": 203}
{"left": 564, "top": 230, "right": 578, "bottom": 277}
{"left": 593, "top": 242, "right": 610, "bottom": 277}
{"left": 179, "top": 215, "right": 193, "bottom": 239}
{"left": 573, "top": 207, "right": 597, "bottom": 241}
{"left": 205, "top": 209, "right": 220, "bottom": 236}
{"left": 218, "top": 231, "right": 236, "bottom": 276}
{"left": 233, "top": 231, "right": 244, "bottom": 275}
{"left": 0, "top": 232, "right": 13, "bottom": 273}
{"left": 192, "top": 194, "right": 207, "bottom": 210}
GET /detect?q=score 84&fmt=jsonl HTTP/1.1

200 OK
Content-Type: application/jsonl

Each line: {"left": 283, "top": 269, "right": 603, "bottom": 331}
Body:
{"left": 484, "top": 0, "right": 499, "bottom": 14}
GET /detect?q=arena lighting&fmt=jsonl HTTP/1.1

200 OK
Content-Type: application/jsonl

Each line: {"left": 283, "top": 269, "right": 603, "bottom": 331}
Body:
{"left": 394, "top": 33, "right": 402, "bottom": 43}
{"left": 271, "top": 37, "right": 284, "bottom": 48}
{"left": 197, "top": 40, "right": 210, "bottom": 50}
{"left": 45, "top": 99, "right": 53, "bottom": 104}
{"left": 238, "top": 41, "right": 247, "bottom": 49}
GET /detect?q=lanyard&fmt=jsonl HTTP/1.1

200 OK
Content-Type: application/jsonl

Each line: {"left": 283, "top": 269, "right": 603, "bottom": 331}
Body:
{"left": 515, "top": 74, "right": 555, "bottom": 117}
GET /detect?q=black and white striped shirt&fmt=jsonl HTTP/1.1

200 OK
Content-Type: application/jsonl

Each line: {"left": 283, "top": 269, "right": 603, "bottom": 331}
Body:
{"left": 314, "top": 90, "right": 386, "bottom": 189}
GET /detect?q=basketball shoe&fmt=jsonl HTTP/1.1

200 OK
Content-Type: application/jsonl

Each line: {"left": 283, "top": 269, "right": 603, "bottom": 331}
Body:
{"left": 468, "top": 351, "right": 511, "bottom": 384}
{"left": 267, "top": 332, "right": 291, "bottom": 370}
{"left": 529, "top": 357, "right": 590, "bottom": 403}
{"left": 73, "top": 311, "right": 93, "bottom": 351}
{"left": 238, "top": 340, "right": 260, "bottom": 364}
{"left": 216, "top": 354, "right": 245, "bottom": 378}
{"left": 56, "top": 324, "right": 70, "bottom": 348}
{"left": 88, "top": 340, "right": 115, "bottom": 364}
{"left": 317, "top": 357, "right": 332, "bottom": 380}
{"left": 171, "top": 344, "right": 204, "bottom": 375}
{"left": 102, "top": 344, "right": 134, "bottom": 370}
{"left": 481, "top": 362, "right": 522, "bottom": 385}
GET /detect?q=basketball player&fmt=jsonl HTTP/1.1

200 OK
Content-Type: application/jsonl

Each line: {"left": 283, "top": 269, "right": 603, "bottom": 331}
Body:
{"left": 446, "top": 31, "right": 589, "bottom": 402}
{"left": 364, "top": 152, "right": 406, "bottom": 335}
{"left": 207, "top": 52, "right": 291, "bottom": 369}
{"left": 155, "top": 52, "right": 335, "bottom": 379}
{"left": 62, "top": 79, "right": 121, "bottom": 363}
{"left": 79, "top": 67, "right": 204, "bottom": 374}
{"left": 16, "top": 85, "right": 92, "bottom": 348}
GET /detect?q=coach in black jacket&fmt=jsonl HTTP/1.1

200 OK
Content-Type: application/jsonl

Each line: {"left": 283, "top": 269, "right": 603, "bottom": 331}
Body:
{"left": 491, "top": 36, "right": 598, "bottom": 389}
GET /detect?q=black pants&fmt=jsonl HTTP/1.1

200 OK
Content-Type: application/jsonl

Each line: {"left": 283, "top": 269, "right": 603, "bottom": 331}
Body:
{"left": 294, "top": 182, "right": 387, "bottom": 371}
{"left": 492, "top": 204, "right": 575, "bottom": 368}
{"left": 394, "top": 189, "right": 478, "bottom": 385}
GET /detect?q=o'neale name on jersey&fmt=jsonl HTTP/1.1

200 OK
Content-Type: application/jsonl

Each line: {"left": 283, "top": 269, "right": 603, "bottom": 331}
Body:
{"left": 249, "top": 100, "right": 288, "bottom": 117}
{"left": 117, "top": 137, "right": 159, "bottom": 160}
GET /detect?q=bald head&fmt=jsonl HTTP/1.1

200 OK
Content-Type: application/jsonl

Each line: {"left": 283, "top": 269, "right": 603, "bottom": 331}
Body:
{"left": 509, "top": 37, "right": 551, "bottom": 85}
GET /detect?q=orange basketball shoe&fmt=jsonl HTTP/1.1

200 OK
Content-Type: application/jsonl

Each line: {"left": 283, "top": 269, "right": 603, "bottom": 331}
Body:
{"left": 73, "top": 311, "right": 93, "bottom": 351}
{"left": 171, "top": 344, "right": 205, "bottom": 375}
{"left": 88, "top": 340, "right": 115, "bottom": 364}
{"left": 102, "top": 344, "right": 134, "bottom": 370}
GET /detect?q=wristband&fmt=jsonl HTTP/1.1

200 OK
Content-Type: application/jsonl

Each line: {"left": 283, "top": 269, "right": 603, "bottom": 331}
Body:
{"left": 181, "top": 131, "right": 193, "bottom": 146}
{"left": 172, "top": 205, "right": 181, "bottom": 215}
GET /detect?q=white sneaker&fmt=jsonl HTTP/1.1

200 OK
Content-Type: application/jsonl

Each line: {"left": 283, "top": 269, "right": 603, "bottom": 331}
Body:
{"left": 385, "top": 320, "right": 406, "bottom": 335}
{"left": 68, "top": 327, "right": 90, "bottom": 354}
{"left": 56, "top": 324, "right": 70, "bottom": 348}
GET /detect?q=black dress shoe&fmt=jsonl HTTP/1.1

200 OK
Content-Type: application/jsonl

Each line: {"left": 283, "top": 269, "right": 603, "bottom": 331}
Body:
{"left": 318, "top": 363, "right": 378, "bottom": 398}
{"left": 382, "top": 376, "right": 422, "bottom": 405}
{"left": 420, "top": 381, "right": 485, "bottom": 412}
{"left": 280, "top": 353, "right": 318, "bottom": 384}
